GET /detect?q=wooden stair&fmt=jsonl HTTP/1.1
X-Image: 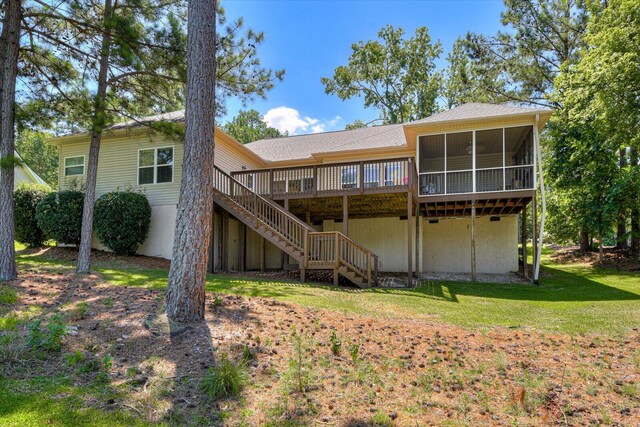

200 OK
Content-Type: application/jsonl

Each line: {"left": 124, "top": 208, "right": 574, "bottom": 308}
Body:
{"left": 212, "top": 166, "right": 379, "bottom": 288}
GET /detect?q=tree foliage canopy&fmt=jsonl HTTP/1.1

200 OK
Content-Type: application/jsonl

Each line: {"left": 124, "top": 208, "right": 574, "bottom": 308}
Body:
{"left": 221, "top": 109, "right": 282, "bottom": 143}
{"left": 321, "top": 25, "right": 442, "bottom": 124}
{"left": 465, "top": 0, "right": 588, "bottom": 106}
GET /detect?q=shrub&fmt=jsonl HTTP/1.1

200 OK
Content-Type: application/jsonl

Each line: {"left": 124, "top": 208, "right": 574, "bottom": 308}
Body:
{"left": 14, "top": 183, "right": 52, "bottom": 247}
{"left": 201, "top": 353, "right": 247, "bottom": 400}
{"left": 28, "top": 314, "right": 66, "bottom": 353}
{"left": 35, "top": 190, "right": 85, "bottom": 246}
{"left": 93, "top": 191, "right": 152, "bottom": 255}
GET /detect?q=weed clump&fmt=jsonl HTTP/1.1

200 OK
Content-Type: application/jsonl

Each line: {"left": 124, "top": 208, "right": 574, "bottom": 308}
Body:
{"left": 28, "top": 313, "right": 66, "bottom": 353}
{"left": 201, "top": 353, "right": 247, "bottom": 400}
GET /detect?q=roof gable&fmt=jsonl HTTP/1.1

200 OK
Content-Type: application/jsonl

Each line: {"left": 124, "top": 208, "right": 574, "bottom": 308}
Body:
{"left": 407, "top": 103, "right": 553, "bottom": 125}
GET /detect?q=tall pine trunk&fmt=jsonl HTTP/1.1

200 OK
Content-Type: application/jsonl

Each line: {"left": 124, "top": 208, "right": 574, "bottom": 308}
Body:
{"left": 76, "top": 0, "right": 112, "bottom": 273}
{"left": 165, "top": 0, "right": 216, "bottom": 323}
{"left": 0, "top": 0, "right": 21, "bottom": 281}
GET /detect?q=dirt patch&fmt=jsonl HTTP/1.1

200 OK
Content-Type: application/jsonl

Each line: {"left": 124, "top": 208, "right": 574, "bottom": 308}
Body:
{"left": 551, "top": 246, "right": 640, "bottom": 271}
{"left": 2, "top": 267, "right": 639, "bottom": 426}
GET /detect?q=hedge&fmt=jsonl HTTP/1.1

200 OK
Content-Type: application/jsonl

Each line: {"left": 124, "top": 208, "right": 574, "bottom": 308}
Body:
{"left": 35, "top": 191, "right": 85, "bottom": 246}
{"left": 14, "top": 183, "right": 52, "bottom": 247}
{"left": 94, "top": 191, "right": 152, "bottom": 255}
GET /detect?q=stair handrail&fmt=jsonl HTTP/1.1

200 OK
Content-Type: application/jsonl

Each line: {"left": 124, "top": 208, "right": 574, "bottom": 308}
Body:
{"left": 213, "top": 166, "right": 314, "bottom": 232}
{"left": 214, "top": 166, "right": 379, "bottom": 285}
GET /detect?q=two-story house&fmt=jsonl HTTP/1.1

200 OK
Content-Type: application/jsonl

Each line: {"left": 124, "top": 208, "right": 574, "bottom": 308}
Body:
{"left": 49, "top": 103, "right": 552, "bottom": 287}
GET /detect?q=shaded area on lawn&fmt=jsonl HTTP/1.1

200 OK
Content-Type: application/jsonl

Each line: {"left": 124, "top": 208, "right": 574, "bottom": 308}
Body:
{"left": 13, "top": 245, "right": 640, "bottom": 336}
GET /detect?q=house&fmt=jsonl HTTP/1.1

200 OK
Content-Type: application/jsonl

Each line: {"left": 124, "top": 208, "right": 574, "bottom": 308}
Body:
{"left": 48, "top": 103, "right": 553, "bottom": 287}
{"left": 5, "top": 150, "right": 48, "bottom": 190}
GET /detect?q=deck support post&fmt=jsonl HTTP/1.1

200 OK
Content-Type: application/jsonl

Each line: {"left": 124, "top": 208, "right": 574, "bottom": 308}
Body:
{"left": 282, "top": 199, "right": 289, "bottom": 269}
{"left": 342, "top": 195, "right": 348, "bottom": 236}
{"left": 471, "top": 200, "right": 477, "bottom": 282}
{"left": 259, "top": 236, "right": 265, "bottom": 272}
{"left": 407, "top": 191, "right": 413, "bottom": 287}
{"left": 532, "top": 194, "right": 537, "bottom": 283}
{"left": 522, "top": 203, "right": 528, "bottom": 279}
{"left": 221, "top": 210, "right": 229, "bottom": 272}
{"left": 207, "top": 203, "right": 216, "bottom": 273}
{"left": 238, "top": 223, "right": 246, "bottom": 272}
{"left": 301, "top": 229, "right": 308, "bottom": 283}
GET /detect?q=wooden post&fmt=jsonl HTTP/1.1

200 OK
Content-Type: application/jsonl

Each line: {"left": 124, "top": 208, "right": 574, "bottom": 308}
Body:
{"left": 207, "top": 203, "right": 216, "bottom": 273}
{"left": 522, "top": 203, "right": 528, "bottom": 279}
{"left": 269, "top": 170, "right": 274, "bottom": 198}
{"left": 238, "top": 223, "right": 246, "bottom": 272}
{"left": 301, "top": 229, "right": 308, "bottom": 282}
{"left": 471, "top": 200, "right": 477, "bottom": 282}
{"left": 221, "top": 210, "right": 229, "bottom": 272}
{"left": 306, "top": 211, "right": 311, "bottom": 225}
{"left": 415, "top": 203, "right": 420, "bottom": 275}
{"left": 333, "top": 233, "right": 340, "bottom": 286}
{"left": 260, "top": 236, "right": 266, "bottom": 272}
{"left": 283, "top": 199, "right": 290, "bottom": 269}
{"left": 532, "top": 195, "right": 537, "bottom": 283}
{"left": 407, "top": 191, "right": 413, "bottom": 287}
{"left": 343, "top": 195, "right": 349, "bottom": 236}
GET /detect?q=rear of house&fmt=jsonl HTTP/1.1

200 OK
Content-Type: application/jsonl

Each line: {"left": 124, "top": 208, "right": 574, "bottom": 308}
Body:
{"left": 49, "top": 103, "right": 552, "bottom": 286}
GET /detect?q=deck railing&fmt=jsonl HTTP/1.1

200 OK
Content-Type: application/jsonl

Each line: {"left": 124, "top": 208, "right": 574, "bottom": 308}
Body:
{"left": 213, "top": 166, "right": 309, "bottom": 252}
{"left": 214, "top": 166, "right": 379, "bottom": 286}
{"left": 419, "top": 165, "right": 534, "bottom": 196}
{"left": 232, "top": 157, "right": 416, "bottom": 199}
{"left": 306, "top": 231, "right": 378, "bottom": 285}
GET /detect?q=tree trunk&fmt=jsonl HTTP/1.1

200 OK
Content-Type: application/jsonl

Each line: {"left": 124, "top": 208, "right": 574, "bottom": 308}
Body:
{"left": 579, "top": 227, "right": 590, "bottom": 253}
{"left": 0, "top": 0, "right": 21, "bottom": 281}
{"left": 76, "top": 0, "right": 112, "bottom": 273}
{"left": 165, "top": 0, "right": 216, "bottom": 323}
{"left": 617, "top": 148, "right": 628, "bottom": 249}
{"left": 598, "top": 232, "right": 604, "bottom": 264}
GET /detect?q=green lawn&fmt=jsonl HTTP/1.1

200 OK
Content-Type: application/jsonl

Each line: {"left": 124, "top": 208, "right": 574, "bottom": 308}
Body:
{"left": 13, "top": 244, "right": 640, "bottom": 336}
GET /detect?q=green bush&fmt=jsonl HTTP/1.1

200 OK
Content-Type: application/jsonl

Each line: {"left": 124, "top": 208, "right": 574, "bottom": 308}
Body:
{"left": 35, "top": 191, "right": 85, "bottom": 246}
{"left": 93, "top": 191, "right": 151, "bottom": 255}
{"left": 14, "top": 183, "right": 52, "bottom": 247}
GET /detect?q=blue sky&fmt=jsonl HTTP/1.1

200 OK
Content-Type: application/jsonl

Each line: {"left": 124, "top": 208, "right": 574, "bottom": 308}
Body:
{"left": 220, "top": 0, "right": 505, "bottom": 134}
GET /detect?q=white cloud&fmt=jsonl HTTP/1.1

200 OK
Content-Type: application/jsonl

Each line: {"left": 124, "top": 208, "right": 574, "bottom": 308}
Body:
{"left": 263, "top": 107, "right": 341, "bottom": 135}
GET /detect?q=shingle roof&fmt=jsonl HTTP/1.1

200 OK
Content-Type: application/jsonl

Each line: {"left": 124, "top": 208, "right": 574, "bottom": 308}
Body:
{"left": 243, "top": 123, "right": 407, "bottom": 162}
{"left": 407, "top": 103, "right": 552, "bottom": 125}
{"left": 106, "top": 110, "right": 186, "bottom": 130}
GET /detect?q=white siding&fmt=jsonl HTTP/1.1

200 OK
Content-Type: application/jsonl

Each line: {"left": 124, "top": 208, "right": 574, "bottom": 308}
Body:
{"left": 13, "top": 166, "right": 32, "bottom": 190}
{"left": 323, "top": 217, "right": 410, "bottom": 272}
{"left": 422, "top": 216, "right": 518, "bottom": 274}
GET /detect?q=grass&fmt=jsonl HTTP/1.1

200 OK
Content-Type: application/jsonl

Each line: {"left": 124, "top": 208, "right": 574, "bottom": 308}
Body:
{"left": 0, "top": 376, "right": 158, "bottom": 427}
{"left": 13, "top": 243, "right": 640, "bottom": 336}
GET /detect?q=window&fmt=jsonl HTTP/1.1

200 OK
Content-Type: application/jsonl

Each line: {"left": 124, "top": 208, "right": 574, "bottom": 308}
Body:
{"left": 363, "top": 164, "right": 379, "bottom": 188}
{"left": 385, "top": 164, "right": 402, "bottom": 186}
{"left": 341, "top": 165, "right": 357, "bottom": 189}
{"left": 288, "top": 178, "right": 314, "bottom": 193}
{"left": 64, "top": 156, "right": 85, "bottom": 176}
{"left": 138, "top": 147, "right": 174, "bottom": 185}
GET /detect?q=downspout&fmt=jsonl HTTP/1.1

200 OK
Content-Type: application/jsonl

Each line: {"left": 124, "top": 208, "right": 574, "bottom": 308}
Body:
{"left": 534, "top": 114, "right": 546, "bottom": 284}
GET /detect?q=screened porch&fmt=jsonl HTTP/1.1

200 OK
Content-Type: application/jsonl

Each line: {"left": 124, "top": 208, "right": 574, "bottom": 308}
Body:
{"left": 417, "top": 125, "right": 535, "bottom": 197}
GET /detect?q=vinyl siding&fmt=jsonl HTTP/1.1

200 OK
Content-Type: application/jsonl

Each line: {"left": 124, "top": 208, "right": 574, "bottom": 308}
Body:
{"left": 13, "top": 166, "right": 32, "bottom": 190}
{"left": 57, "top": 133, "right": 261, "bottom": 206}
